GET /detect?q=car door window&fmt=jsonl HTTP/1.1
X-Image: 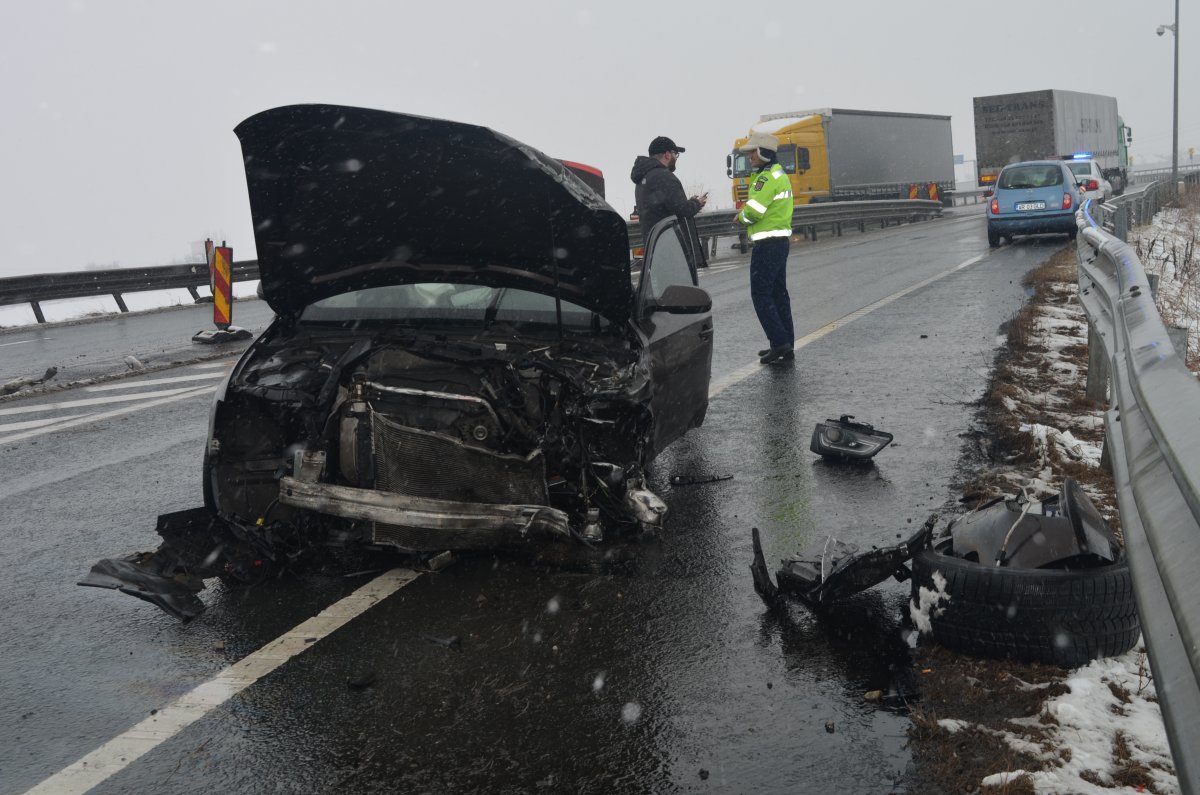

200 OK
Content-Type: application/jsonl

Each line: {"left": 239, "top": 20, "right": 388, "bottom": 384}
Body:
{"left": 646, "top": 224, "right": 695, "bottom": 301}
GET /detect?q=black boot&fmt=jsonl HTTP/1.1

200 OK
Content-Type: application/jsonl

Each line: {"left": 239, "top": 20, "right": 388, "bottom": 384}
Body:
{"left": 759, "top": 345, "right": 793, "bottom": 364}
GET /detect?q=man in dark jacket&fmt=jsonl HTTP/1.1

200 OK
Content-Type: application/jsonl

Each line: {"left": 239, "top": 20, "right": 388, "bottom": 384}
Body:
{"left": 630, "top": 136, "right": 707, "bottom": 264}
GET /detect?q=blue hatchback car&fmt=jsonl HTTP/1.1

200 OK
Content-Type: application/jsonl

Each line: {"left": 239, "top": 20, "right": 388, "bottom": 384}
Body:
{"left": 987, "top": 160, "right": 1081, "bottom": 247}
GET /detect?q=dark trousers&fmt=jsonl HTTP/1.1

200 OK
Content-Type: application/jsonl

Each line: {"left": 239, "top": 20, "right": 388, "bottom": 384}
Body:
{"left": 749, "top": 237, "right": 794, "bottom": 348}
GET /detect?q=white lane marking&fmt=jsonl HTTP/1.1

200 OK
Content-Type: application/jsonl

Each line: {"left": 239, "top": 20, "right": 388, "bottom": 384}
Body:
{"left": 0, "top": 386, "right": 215, "bottom": 445}
{"left": 710, "top": 253, "right": 987, "bottom": 397}
{"left": 85, "top": 372, "right": 226, "bottom": 392}
{"left": 0, "top": 387, "right": 199, "bottom": 418}
{"left": 0, "top": 338, "right": 50, "bottom": 347}
{"left": 21, "top": 568, "right": 422, "bottom": 795}
{"left": 192, "top": 360, "right": 236, "bottom": 369}
{"left": 0, "top": 414, "right": 90, "bottom": 433}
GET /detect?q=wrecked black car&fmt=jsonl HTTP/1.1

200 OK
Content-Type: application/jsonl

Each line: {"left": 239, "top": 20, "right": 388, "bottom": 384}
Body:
{"left": 82, "top": 104, "right": 713, "bottom": 619}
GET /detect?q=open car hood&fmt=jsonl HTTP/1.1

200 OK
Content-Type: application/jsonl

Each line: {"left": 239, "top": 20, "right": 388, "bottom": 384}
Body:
{"left": 235, "top": 105, "right": 632, "bottom": 321}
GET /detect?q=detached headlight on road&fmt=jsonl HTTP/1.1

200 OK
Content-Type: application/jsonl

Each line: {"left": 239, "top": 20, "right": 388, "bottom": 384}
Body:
{"left": 810, "top": 415, "right": 893, "bottom": 461}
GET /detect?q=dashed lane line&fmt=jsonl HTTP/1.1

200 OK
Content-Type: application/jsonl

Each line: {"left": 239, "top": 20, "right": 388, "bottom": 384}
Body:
{"left": 85, "top": 372, "right": 227, "bottom": 392}
{"left": 0, "top": 385, "right": 216, "bottom": 445}
{"left": 0, "top": 387, "right": 201, "bottom": 417}
{"left": 20, "top": 568, "right": 422, "bottom": 795}
{"left": 0, "top": 414, "right": 90, "bottom": 433}
{"left": 0, "top": 338, "right": 51, "bottom": 346}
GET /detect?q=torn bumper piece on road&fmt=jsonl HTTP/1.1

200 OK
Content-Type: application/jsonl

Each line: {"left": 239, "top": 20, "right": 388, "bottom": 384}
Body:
{"left": 751, "top": 517, "right": 935, "bottom": 610}
{"left": 77, "top": 508, "right": 250, "bottom": 622}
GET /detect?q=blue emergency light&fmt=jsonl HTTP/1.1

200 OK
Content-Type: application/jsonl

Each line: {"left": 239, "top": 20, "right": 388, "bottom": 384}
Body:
{"left": 1072, "top": 152, "right": 1092, "bottom": 159}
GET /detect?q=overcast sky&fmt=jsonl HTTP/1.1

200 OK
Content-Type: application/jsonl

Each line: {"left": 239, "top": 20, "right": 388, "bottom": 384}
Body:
{"left": 2, "top": 0, "right": 1195, "bottom": 277}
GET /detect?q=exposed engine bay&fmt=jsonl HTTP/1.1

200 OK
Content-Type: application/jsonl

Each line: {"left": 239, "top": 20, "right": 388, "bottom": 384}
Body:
{"left": 208, "top": 326, "right": 668, "bottom": 554}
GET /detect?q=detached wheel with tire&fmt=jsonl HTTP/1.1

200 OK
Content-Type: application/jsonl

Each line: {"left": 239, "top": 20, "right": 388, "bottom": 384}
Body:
{"left": 910, "top": 545, "right": 1139, "bottom": 668}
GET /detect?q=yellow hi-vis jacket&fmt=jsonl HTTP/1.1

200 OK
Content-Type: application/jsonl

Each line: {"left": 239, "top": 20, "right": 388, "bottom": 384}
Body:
{"left": 738, "top": 162, "right": 793, "bottom": 241}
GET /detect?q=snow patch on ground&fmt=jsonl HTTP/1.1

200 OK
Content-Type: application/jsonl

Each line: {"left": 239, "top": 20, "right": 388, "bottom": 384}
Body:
{"left": 907, "top": 570, "right": 948, "bottom": 643}
{"left": 987, "top": 640, "right": 1177, "bottom": 794}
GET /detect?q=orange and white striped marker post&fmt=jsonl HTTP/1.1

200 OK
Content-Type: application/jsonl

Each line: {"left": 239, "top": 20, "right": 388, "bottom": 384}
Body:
{"left": 193, "top": 238, "right": 252, "bottom": 344}
{"left": 211, "top": 243, "right": 233, "bottom": 330}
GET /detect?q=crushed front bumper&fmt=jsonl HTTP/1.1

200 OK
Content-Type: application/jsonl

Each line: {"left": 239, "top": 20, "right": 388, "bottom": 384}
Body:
{"left": 278, "top": 476, "right": 570, "bottom": 550}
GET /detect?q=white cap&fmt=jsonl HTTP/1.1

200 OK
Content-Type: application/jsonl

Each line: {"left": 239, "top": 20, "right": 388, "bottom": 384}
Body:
{"left": 738, "top": 131, "right": 779, "bottom": 153}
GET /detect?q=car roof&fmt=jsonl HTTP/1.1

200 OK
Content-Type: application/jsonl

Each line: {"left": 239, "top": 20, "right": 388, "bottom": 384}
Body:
{"left": 1002, "top": 160, "right": 1068, "bottom": 168}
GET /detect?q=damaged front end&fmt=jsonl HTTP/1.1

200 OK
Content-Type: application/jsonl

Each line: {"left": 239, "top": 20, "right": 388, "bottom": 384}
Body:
{"left": 208, "top": 329, "right": 665, "bottom": 552}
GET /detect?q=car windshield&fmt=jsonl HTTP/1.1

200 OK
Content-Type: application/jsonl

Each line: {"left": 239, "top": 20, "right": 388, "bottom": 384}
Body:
{"left": 299, "top": 283, "right": 610, "bottom": 332}
{"left": 998, "top": 165, "right": 1064, "bottom": 189}
{"left": 1068, "top": 162, "right": 1094, "bottom": 178}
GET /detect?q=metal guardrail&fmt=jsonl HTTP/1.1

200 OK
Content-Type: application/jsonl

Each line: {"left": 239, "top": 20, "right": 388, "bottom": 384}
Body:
{"left": 629, "top": 200, "right": 944, "bottom": 253}
{"left": 948, "top": 188, "right": 988, "bottom": 206}
{"left": 0, "top": 260, "right": 261, "bottom": 324}
{"left": 1131, "top": 163, "right": 1200, "bottom": 183}
{"left": 2, "top": 200, "right": 944, "bottom": 324}
{"left": 1076, "top": 189, "right": 1200, "bottom": 794}
{"left": 1095, "top": 171, "right": 1200, "bottom": 241}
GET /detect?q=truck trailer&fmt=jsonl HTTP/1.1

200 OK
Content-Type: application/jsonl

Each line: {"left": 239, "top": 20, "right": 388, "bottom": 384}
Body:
{"left": 973, "top": 89, "right": 1132, "bottom": 194}
{"left": 726, "top": 109, "right": 956, "bottom": 208}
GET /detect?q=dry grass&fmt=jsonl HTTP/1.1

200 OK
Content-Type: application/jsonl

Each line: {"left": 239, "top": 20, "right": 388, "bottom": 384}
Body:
{"left": 963, "top": 246, "right": 1120, "bottom": 523}
{"left": 1133, "top": 194, "right": 1200, "bottom": 374}
{"left": 907, "top": 646, "right": 1070, "bottom": 794}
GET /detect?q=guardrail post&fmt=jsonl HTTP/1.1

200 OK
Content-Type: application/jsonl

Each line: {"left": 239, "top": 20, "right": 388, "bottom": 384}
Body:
{"left": 1147, "top": 273, "right": 1191, "bottom": 398}
{"left": 1086, "top": 321, "right": 1108, "bottom": 403}
{"left": 30, "top": 301, "right": 45, "bottom": 324}
{"left": 186, "top": 285, "right": 201, "bottom": 302}
{"left": 1114, "top": 205, "right": 1129, "bottom": 241}
{"left": 112, "top": 293, "right": 129, "bottom": 313}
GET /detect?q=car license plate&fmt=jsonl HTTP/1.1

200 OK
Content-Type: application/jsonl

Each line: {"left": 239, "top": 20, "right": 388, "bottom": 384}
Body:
{"left": 1016, "top": 201, "right": 1046, "bottom": 211}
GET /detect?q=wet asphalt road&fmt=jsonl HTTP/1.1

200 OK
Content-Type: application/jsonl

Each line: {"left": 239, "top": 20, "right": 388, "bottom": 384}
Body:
{"left": 0, "top": 212, "right": 1070, "bottom": 793}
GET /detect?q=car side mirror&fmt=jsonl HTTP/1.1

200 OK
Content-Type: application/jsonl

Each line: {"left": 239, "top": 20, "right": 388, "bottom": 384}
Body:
{"left": 983, "top": 189, "right": 993, "bottom": 198}
{"left": 651, "top": 284, "right": 711, "bottom": 314}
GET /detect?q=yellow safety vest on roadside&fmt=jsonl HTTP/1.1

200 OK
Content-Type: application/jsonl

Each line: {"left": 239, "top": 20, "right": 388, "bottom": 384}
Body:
{"left": 738, "top": 163, "right": 793, "bottom": 241}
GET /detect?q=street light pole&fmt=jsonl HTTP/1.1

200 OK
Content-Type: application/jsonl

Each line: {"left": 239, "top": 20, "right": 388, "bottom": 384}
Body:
{"left": 1172, "top": 0, "right": 1179, "bottom": 188}
{"left": 1158, "top": 2, "right": 1180, "bottom": 188}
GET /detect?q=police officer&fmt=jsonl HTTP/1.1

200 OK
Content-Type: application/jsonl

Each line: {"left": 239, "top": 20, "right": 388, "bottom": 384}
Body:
{"left": 734, "top": 132, "right": 794, "bottom": 364}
